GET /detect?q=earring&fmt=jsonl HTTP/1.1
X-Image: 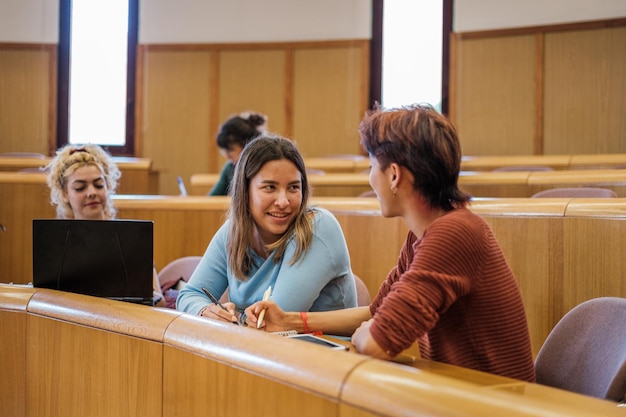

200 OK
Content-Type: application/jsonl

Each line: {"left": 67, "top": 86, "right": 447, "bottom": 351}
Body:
{"left": 391, "top": 187, "right": 397, "bottom": 197}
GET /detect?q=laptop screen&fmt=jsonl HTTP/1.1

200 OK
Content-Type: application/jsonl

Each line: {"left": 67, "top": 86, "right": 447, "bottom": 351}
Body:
{"left": 32, "top": 219, "right": 154, "bottom": 305}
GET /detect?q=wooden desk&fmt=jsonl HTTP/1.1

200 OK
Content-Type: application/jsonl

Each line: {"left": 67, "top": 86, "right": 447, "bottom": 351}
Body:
{"left": 304, "top": 156, "right": 370, "bottom": 173}
{"left": 190, "top": 173, "right": 373, "bottom": 197}
{"left": 459, "top": 171, "right": 532, "bottom": 197}
{"left": 568, "top": 154, "right": 626, "bottom": 170}
{"left": 2, "top": 285, "right": 623, "bottom": 417}
{"left": 459, "top": 169, "right": 626, "bottom": 198}
{"left": 0, "top": 156, "right": 158, "bottom": 194}
{"left": 461, "top": 155, "right": 571, "bottom": 171}
{"left": 460, "top": 153, "right": 626, "bottom": 172}
{"left": 527, "top": 169, "right": 626, "bottom": 197}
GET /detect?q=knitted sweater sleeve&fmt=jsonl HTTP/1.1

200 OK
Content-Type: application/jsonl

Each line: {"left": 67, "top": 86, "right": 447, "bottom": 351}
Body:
{"left": 368, "top": 210, "right": 487, "bottom": 357}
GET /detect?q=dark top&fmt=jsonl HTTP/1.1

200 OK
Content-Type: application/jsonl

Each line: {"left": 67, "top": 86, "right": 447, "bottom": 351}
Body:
{"left": 209, "top": 161, "right": 234, "bottom": 196}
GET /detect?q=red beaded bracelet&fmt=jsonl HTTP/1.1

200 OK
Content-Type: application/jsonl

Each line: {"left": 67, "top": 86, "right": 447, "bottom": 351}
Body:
{"left": 300, "top": 311, "right": 310, "bottom": 333}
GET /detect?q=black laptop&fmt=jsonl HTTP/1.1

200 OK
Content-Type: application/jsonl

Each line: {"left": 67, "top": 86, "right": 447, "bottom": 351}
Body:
{"left": 32, "top": 219, "right": 155, "bottom": 305}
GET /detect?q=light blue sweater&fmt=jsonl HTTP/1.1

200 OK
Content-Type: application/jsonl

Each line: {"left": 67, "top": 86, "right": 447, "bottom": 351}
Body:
{"left": 176, "top": 207, "right": 357, "bottom": 316}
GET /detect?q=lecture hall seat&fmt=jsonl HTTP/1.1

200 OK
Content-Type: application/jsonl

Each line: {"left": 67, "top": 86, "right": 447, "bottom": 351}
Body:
{"left": 534, "top": 297, "right": 626, "bottom": 402}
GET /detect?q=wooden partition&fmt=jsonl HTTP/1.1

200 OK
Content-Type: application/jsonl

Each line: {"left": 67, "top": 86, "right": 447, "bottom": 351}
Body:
{"left": 0, "top": 156, "right": 159, "bottom": 194}
{"left": 0, "top": 285, "right": 32, "bottom": 417}
{"left": 190, "top": 168, "right": 626, "bottom": 198}
{"left": 189, "top": 172, "right": 373, "bottom": 197}
{"left": 4, "top": 171, "right": 626, "bottom": 357}
{"left": 459, "top": 169, "right": 626, "bottom": 198}
{"left": 461, "top": 153, "right": 626, "bottom": 172}
{"left": 0, "top": 173, "right": 55, "bottom": 283}
{"left": 1, "top": 284, "right": 623, "bottom": 417}
{"left": 461, "top": 155, "right": 572, "bottom": 171}
{"left": 304, "top": 156, "right": 370, "bottom": 173}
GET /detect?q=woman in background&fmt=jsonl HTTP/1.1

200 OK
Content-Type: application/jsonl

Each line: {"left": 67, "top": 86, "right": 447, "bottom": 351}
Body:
{"left": 46, "top": 144, "right": 164, "bottom": 305}
{"left": 177, "top": 134, "right": 357, "bottom": 323}
{"left": 209, "top": 112, "right": 267, "bottom": 196}
{"left": 47, "top": 144, "right": 120, "bottom": 220}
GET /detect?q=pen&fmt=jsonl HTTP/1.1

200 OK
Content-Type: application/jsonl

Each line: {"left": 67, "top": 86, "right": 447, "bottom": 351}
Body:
{"left": 202, "top": 287, "right": 239, "bottom": 325}
{"left": 256, "top": 285, "right": 272, "bottom": 329}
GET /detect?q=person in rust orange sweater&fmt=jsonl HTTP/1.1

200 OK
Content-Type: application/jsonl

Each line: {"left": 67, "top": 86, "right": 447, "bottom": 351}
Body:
{"left": 244, "top": 103, "right": 536, "bottom": 382}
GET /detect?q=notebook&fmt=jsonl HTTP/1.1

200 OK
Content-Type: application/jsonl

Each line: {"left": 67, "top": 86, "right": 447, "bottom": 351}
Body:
{"left": 32, "top": 219, "right": 155, "bottom": 305}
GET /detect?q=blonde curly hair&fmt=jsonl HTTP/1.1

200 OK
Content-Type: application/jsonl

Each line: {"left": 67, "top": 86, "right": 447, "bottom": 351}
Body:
{"left": 46, "top": 144, "right": 121, "bottom": 219}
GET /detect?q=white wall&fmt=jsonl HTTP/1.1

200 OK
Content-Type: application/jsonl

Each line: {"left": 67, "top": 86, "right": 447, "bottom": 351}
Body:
{"left": 0, "top": 0, "right": 371, "bottom": 44}
{"left": 0, "top": 0, "right": 58, "bottom": 43}
{"left": 454, "top": 0, "right": 626, "bottom": 32}
{"left": 139, "top": 0, "right": 372, "bottom": 43}
{"left": 3, "top": 0, "right": 626, "bottom": 44}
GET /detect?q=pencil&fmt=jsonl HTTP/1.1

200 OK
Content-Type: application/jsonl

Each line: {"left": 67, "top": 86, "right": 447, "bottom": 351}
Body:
{"left": 202, "top": 287, "right": 239, "bottom": 325}
{"left": 256, "top": 285, "right": 272, "bottom": 329}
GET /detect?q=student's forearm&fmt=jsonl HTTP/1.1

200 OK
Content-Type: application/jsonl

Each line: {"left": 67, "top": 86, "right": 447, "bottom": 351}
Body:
{"left": 284, "top": 306, "right": 372, "bottom": 336}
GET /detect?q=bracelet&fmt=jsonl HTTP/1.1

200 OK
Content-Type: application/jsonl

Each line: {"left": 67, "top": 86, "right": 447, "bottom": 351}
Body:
{"left": 300, "top": 311, "right": 310, "bottom": 333}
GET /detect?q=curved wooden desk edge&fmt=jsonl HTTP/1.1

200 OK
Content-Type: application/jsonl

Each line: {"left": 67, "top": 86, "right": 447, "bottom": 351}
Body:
{"left": 564, "top": 198, "right": 626, "bottom": 218}
{"left": 27, "top": 288, "right": 182, "bottom": 342}
{"left": 342, "top": 359, "right": 624, "bottom": 417}
{"left": 0, "top": 283, "right": 37, "bottom": 311}
{"left": 469, "top": 198, "right": 570, "bottom": 216}
{"left": 163, "top": 313, "right": 368, "bottom": 400}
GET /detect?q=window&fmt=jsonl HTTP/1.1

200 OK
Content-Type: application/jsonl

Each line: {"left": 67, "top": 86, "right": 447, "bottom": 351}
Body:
{"left": 371, "top": 0, "right": 452, "bottom": 114}
{"left": 57, "top": 0, "right": 138, "bottom": 155}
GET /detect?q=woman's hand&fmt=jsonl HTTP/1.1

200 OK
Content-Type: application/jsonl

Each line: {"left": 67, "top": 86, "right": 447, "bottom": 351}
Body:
{"left": 244, "top": 300, "right": 289, "bottom": 331}
{"left": 351, "top": 319, "right": 393, "bottom": 360}
{"left": 199, "top": 301, "right": 239, "bottom": 325}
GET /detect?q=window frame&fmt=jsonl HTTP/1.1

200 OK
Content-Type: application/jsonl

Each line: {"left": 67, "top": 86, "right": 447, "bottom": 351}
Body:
{"left": 56, "top": 0, "right": 138, "bottom": 156}
{"left": 370, "top": 0, "right": 453, "bottom": 115}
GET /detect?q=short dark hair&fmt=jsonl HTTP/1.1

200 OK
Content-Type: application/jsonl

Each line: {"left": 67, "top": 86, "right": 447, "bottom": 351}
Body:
{"left": 359, "top": 103, "right": 470, "bottom": 210}
{"left": 216, "top": 112, "right": 267, "bottom": 150}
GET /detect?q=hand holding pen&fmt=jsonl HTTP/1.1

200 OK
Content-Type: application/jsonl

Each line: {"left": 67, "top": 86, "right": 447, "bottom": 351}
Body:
{"left": 256, "top": 286, "right": 272, "bottom": 328}
{"left": 201, "top": 287, "right": 239, "bottom": 325}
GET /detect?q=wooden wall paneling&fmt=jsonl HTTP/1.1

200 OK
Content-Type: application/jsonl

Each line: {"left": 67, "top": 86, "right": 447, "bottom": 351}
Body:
{"left": 292, "top": 43, "right": 367, "bottom": 158}
{"left": 217, "top": 48, "right": 288, "bottom": 140}
{"left": 0, "top": 45, "right": 55, "bottom": 155}
{"left": 140, "top": 49, "right": 214, "bottom": 195}
{"left": 533, "top": 33, "right": 545, "bottom": 155}
{"left": 543, "top": 26, "right": 626, "bottom": 154}
{"left": 454, "top": 35, "right": 536, "bottom": 155}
